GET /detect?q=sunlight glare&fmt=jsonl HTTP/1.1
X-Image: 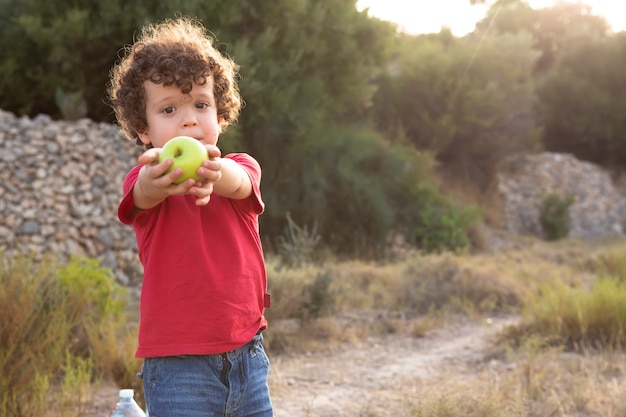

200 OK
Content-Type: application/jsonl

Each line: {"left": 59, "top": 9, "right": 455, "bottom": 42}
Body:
{"left": 356, "top": 0, "right": 625, "bottom": 36}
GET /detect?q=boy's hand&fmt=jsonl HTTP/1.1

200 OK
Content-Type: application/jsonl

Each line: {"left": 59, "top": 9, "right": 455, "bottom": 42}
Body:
{"left": 135, "top": 148, "right": 197, "bottom": 204}
{"left": 189, "top": 145, "right": 222, "bottom": 206}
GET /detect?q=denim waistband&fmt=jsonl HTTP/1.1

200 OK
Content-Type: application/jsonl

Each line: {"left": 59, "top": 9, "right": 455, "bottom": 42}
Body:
{"left": 220, "top": 330, "right": 263, "bottom": 360}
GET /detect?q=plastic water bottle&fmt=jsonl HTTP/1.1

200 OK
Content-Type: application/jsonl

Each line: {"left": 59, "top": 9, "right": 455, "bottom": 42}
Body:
{"left": 110, "top": 389, "right": 146, "bottom": 417}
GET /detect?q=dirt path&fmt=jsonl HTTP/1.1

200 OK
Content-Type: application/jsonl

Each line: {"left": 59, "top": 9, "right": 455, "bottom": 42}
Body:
{"left": 269, "top": 315, "right": 518, "bottom": 417}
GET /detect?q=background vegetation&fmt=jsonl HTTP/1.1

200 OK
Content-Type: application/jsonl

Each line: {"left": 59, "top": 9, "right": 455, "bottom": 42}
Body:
{"left": 2, "top": 0, "right": 625, "bottom": 256}
{"left": 0, "top": 254, "right": 141, "bottom": 416}
{"left": 2, "top": 0, "right": 626, "bottom": 415}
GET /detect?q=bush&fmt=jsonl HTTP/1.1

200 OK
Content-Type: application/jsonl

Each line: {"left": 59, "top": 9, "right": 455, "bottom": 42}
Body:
{"left": 539, "top": 192, "right": 574, "bottom": 241}
{"left": 299, "top": 270, "right": 335, "bottom": 321}
{"left": 277, "top": 212, "right": 320, "bottom": 268}
{"left": 263, "top": 123, "right": 444, "bottom": 257}
{"left": 414, "top": 193, "right": 482, "bottom": 253}
{"left": 509, "top": 277, "right": 626, "bottom": 350}
{"left": 0, "top": 253, "right": 140, "bottom": 417}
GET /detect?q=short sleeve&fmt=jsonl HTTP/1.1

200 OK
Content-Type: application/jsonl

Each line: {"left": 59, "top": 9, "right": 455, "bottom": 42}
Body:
{"left": 118, "top": 165, "right": 142, "bottom": 225}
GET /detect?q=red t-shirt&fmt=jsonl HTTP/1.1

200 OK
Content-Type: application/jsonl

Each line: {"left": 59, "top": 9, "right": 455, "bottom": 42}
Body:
{"left": 118, "top": 153, "right": 268, "bottom": 358}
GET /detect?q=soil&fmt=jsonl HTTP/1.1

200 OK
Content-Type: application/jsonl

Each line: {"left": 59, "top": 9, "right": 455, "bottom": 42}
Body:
{"left": 268, "top": 315, "right": 517, "bottom": 417}
{"left": 90, "top": 315, "right": 518, "bottom": 417}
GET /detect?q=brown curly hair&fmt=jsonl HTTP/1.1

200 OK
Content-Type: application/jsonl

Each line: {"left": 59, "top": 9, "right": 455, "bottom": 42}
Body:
{"left": 107, "top": 17, "right": 242, "bottom": 148}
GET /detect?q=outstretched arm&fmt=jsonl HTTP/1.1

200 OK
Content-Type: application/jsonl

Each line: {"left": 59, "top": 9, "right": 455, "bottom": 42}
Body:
{"left": 189, "top": 144, "right": 252, "bottom": 206}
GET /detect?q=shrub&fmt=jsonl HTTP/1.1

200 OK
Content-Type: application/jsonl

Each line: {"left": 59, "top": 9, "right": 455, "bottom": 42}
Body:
{"left": 277, "top": 212, "right": 320, "bottom": 268}
{"left": 0, "top": 252, "right": 139, "bottom": 417}
{"left": 264, "top": 261, "right": 335, "bottom": 322}
{"left": 509, "top": 277, "right": 626, "bottom": 350}
{"left": 539, "top": 192, "right": 574, "bottom": 241}
{"left": 264, "top": 124, "right": 442, "bottom": 258}
{"left": 414, "top": 196, "right": 482, "bottom": 253}
{"left": 299, "top": 270, "right": 335, "bottom": 321}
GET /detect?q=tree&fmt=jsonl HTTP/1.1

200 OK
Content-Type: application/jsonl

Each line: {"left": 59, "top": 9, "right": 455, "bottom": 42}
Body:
{"left": 0, "top": 0, "right": 478, "bottom": 255}
{"left": 0, "top": 0, "right": 219, "bottom": 120}
{"left": 537, "top": 32, "right": 626, "bottom": 166}
{"left": 206, "top": 1, "right": 419, "bottom": 252}
{"left": 474, "top": 0, "right": 611, "bottom": 73}
{"left": 371, "top": 29, "right": 542, "bottom": 188}
{"left": 472, "top": 0, "right": 624, "bottom": 165}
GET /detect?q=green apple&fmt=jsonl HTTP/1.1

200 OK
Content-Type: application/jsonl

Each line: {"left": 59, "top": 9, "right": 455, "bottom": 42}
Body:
{"left": 158, "top": 136, "right": 209, "bottom": 184}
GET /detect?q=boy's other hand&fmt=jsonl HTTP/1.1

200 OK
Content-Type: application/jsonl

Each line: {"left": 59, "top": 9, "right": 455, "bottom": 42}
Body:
{"left": 189, "top": 145, "right": 222, "bottom": 206}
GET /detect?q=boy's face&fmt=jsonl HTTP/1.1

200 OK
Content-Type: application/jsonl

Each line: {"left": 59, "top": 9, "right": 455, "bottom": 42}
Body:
{"left": 138, "top": 80, "right": 222, "bottom": 149}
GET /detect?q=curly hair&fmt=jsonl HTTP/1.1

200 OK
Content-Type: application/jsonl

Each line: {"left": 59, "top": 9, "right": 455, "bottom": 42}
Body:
{"left": 107, "top": 17, "right": 242, "bottom": 148}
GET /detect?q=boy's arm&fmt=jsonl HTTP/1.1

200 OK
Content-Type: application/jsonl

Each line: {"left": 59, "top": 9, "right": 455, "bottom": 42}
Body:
{"left": 132, "top": 165, "right": 169, "bottom": 209}
{"left": 190, "top": 156, "right": 252, "bottom": 206}
{"left": 211, "top": 157, "right": 252, "bottom": 199}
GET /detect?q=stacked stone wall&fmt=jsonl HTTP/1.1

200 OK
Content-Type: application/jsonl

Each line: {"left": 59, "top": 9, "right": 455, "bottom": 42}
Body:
{"left": 0, "top": 110, "right": 142, "bottom": 284}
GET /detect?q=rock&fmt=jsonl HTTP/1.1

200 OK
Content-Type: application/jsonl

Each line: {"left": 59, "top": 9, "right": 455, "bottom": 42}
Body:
{"left": 18, "top": 220, "right": 40, "bottom": 235}
{"left": 496, "top": 152, "right": 626, "bottom": 239}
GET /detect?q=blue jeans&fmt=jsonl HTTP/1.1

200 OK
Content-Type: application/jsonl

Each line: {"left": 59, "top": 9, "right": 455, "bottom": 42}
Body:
{"left": 140, "top": 333, "right": 273, "bottom": 417}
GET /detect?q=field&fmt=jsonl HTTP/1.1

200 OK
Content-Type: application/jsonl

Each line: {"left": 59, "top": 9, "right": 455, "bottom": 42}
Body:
{"left": 262, "top": 233, "right": 626, "bottom": 416}
{"left": 4, "top": 232, "right": 626, "bottom": 416}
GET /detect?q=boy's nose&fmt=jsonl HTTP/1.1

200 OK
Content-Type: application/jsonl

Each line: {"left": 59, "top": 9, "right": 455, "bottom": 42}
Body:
{"left": 179, "top": 105, "right": 199, "bottom": 127}
{"left": 181, "top": 115, "right": 198, "bottom": 127}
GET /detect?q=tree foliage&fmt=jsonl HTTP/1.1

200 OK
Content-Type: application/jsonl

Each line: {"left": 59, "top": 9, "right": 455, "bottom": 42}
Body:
{"left": 371, "top": 29, "right": 542, "bottom": 188}
{"left": 1, "top": 0, "right": 624, "bottom": 254}
{"left": 474, "top": 0, "right": 626, "bottom": 166}
{"left": 536, "top": 32, "right": 626, "bottom": 166}
{"left": 0, "top": 0, "right": 221, "bottom": 120}
{"left": 1, "top": 0, "right": 462, "bottom": 255}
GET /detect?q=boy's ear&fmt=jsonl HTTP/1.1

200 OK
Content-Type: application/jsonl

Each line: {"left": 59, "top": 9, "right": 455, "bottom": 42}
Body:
{"left": 138, "top": 130, "right": 152, "bottom": 145}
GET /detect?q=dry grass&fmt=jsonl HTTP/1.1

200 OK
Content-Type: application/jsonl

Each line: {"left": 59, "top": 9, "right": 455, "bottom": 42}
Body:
{"left": 400, "top": 340, "right": 626, "bottom": 417}
{"left": 0, "top": 253, "right": 141, "bottom": 417}
{"left": 266, "top": 235, "right": 614, "bottom": 336}
{"left": 5, "top": 236, "right": 626, "bottom": 416}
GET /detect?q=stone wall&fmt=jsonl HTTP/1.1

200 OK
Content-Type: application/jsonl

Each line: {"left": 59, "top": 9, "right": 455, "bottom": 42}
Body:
{"left": 0, "top": 110, "right": 143, "bottom": 285}
{"left": 496, "top": 152, "right": 626, "bottom": 239}
{"left": 1, "top": 110, "right": 625, "bottom": 286}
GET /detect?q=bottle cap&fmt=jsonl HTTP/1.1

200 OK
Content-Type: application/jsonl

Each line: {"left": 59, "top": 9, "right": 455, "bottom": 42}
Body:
{"left": 120, "top": 389, "right": 134, "bottom": 399}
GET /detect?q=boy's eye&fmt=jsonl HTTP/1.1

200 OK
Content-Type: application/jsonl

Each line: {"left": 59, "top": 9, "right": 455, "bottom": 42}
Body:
{"left": 162, "top": 106, "right": 176, "bottom": 114}
{"left": 196, "top": 102, "right": 209, "bottom": 109}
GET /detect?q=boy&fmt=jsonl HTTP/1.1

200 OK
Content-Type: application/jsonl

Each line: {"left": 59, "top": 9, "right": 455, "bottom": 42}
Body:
{"left": 107, "top": 17, "right": 273, "bottom": 417}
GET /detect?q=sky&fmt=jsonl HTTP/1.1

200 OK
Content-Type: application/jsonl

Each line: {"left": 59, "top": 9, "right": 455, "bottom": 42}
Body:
{"left": 356, "top": 0, "right": 626, "bottom": 36}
